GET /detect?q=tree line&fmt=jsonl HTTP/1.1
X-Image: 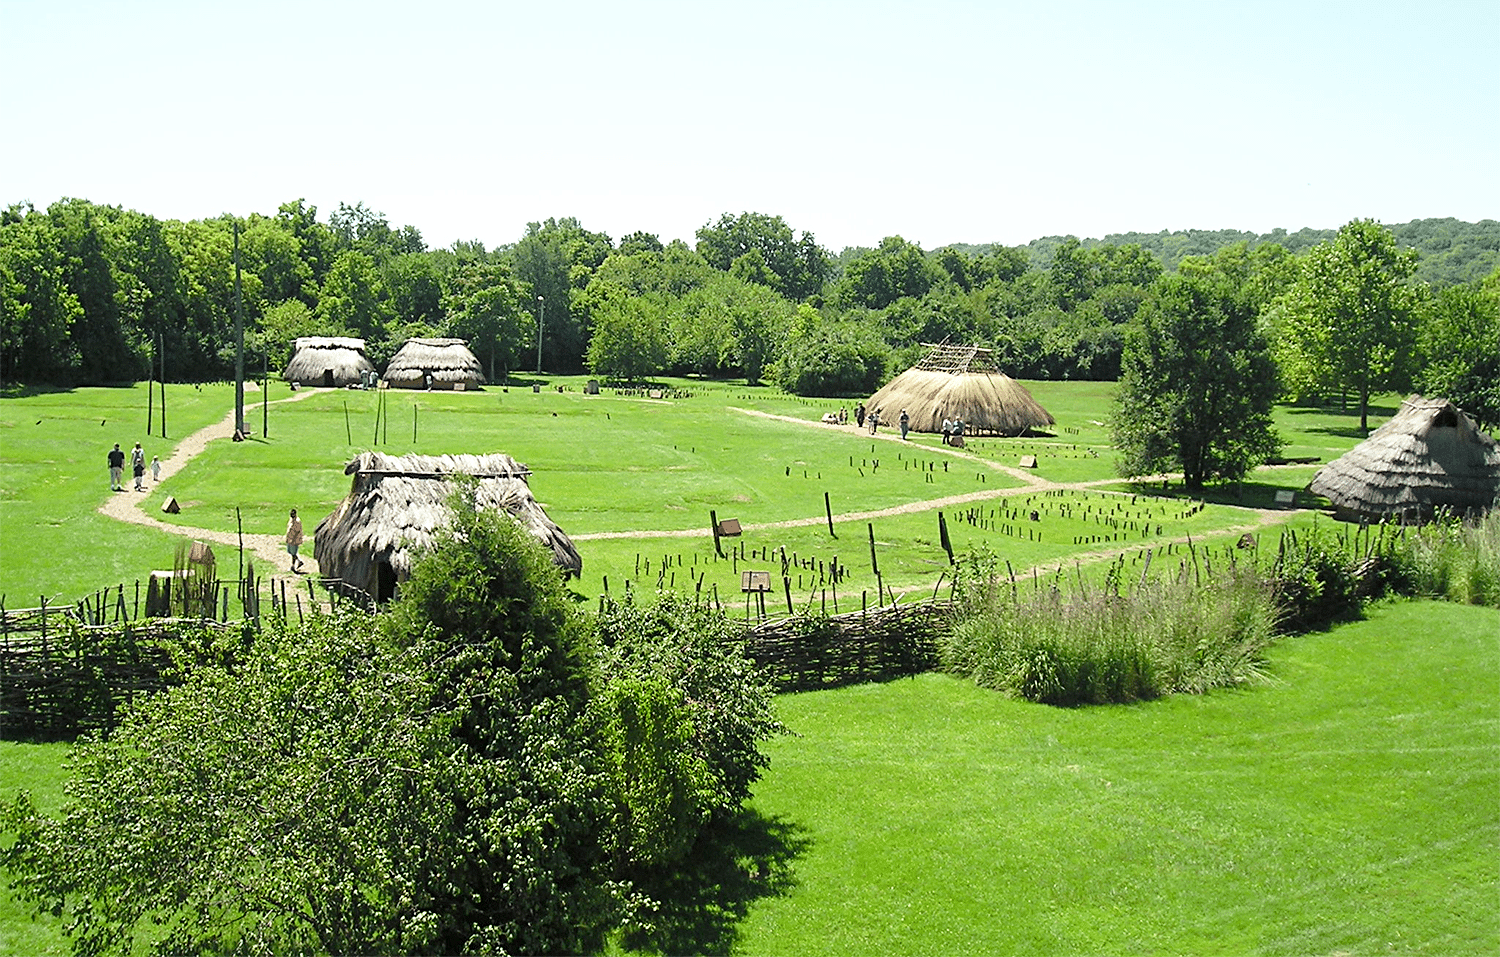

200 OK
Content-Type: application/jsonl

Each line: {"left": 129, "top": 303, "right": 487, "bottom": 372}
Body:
{"left": 1, "top": 199, "right": 1495, "bottom": 435}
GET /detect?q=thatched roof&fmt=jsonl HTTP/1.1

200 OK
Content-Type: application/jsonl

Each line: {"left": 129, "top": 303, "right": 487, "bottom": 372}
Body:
{"left": 284, "top": 336, "right": 374, "bottom": 386}
{"left": 865, "top": 343, "right": 1055, "bottom": 436}
{"left": 314, "top": 451, "right": 581, "bottom": 601}
{"left": 1309, "top": 395, "right": 1500, "bottom": 518}
{"left": 384, "top": 337, "right": 482, "bottom": 389}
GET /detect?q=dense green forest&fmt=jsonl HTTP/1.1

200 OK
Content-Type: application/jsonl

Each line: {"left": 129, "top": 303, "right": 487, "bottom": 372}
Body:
{"left": 2, "top": 200, "right": 1496, "bottom": 427}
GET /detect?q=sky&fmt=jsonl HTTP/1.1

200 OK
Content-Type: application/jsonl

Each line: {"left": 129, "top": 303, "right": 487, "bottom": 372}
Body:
{"left": 2, "top": 0, "right": 1496, "bottom": 253}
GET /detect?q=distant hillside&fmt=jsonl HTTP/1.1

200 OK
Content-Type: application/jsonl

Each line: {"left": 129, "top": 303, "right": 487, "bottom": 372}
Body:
{"left": 1018, "top": 218, "right": 1499, "bottom": 287}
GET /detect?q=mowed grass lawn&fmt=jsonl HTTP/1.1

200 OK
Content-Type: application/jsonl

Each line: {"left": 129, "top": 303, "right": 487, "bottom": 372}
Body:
{"left": 738, "top": 600, "right": 1500, "bottom": 956}
{"left": 7, "top": 600, "right": 1495, "bottom": 955}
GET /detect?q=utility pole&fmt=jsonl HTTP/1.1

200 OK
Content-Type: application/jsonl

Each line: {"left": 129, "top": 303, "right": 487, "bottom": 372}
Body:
{"left": 536, "top": 295, "right": 545, "bottom": 374}
{"left": 233, "top": 219, "right": 245, "bottom": 435}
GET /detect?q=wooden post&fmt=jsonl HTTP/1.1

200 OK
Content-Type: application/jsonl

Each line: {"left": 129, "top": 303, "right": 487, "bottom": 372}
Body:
{"left": 343, "top": 401, "right": 352, "bottom": 445}
{"left": 825, "top": 491, "right": 836, "bottom": 537}
{"left": 159, "top": 332, "right": 167, "bottom": 438}
{"left": 710, "top": 510, "right": 723, "bottom": 557}
{"left": 938, "top": 511, "right": 954, "bottom": 564}
{"left": 867, "top": 523, "right": 878, "bottom": 575}
{"left": 413, "top": 403, "right": 418, "bottom": 443}
{"left": 147, "top": 339, "right": 154, "bottom": 434}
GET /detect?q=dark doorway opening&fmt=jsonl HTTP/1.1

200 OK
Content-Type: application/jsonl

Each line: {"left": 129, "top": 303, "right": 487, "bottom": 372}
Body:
{"left": 376, "top": 560, "right": 397, "bottom": 603}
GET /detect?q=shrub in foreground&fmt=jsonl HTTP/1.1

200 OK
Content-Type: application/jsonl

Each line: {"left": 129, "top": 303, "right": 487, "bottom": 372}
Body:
{"left": 3, "top": 485, "right": 782, "bottom": 956}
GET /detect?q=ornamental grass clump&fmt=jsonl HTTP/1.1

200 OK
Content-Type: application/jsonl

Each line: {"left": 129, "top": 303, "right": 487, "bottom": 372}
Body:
{"left": 943, "top": 552, "right": 1277, "bottom": 705}
{"left": 1399, "top": 509, "right": 1500, "bottom": 607}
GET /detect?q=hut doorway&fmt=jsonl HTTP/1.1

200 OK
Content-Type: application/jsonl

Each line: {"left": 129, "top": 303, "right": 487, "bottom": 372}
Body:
{"left": 322, "top": 368, "right": 335, "bottom": 388}
{"left": 376, "top": 560, "right": 397, "bottom": 603}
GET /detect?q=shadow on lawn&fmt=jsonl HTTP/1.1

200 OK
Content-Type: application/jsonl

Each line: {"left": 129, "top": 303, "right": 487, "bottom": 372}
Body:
{"left": 621, "top": 810, "right": 810, "bottom": 956}
{"left": 1122, "top": 478, "right": 1332, "bottom": 512}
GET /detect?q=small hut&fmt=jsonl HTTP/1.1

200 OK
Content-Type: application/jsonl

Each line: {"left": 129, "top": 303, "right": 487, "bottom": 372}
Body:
{"left": 866, "top": 341, "right": 1055, "bottom": 436}
{"left": 1309, "top": 395, "right": 1500, "bottom": 520}
{"left": 284, "top": 336, "right": 375, "bottom": 387}
{"left": 384, "top": 337, "right": 483, "bottom": 390}
{"left": 314, "top": 451, "right": 581, "bottom": 602}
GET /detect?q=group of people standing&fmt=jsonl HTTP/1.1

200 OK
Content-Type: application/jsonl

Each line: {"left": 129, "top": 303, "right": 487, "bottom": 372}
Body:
{"left": 107, "top": 442, "right": 160, "bottom": 492}
{"left": 940, "top": 416, "right": 966, "bottom": 445}
{"left": 849, "top": 403, "right": 914, "bottom": 440}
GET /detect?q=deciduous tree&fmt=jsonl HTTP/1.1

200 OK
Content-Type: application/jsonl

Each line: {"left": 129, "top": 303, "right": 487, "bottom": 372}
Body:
{"left": 1114, "top": 255, "right": 1281, "bottom": 490}
{"left": 1274, "top": 219, "right": 1421, "bottom": 431}
{"left": 1416, "top": 269, "right": 1500, "bottom": 430}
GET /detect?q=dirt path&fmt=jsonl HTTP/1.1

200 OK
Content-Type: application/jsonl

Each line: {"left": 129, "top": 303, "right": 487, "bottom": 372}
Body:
{"left": 97, "top": 387, "right": 326, "bottom": 584}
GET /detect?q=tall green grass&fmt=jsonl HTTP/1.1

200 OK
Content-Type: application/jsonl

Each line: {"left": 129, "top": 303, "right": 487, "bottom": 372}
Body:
{"left": 942, "top": 553, "right": 1276, "bottom": 704}
{"left": 1399, "top": 509, "right": 1500, "bottom": 606}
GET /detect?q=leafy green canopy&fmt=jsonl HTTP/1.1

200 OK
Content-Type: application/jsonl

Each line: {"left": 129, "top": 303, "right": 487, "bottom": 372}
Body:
{"left": 1274, "top": 219, "right": 1421, "bottom": 431}
{"left": 1113, "top": 248, "right": 1281, "bottom": 490}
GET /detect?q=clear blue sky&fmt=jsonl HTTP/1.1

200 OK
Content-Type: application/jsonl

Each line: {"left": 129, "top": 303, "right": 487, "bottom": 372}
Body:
{"left": 2, "top": 0, "right": 1495, "bottom": 252}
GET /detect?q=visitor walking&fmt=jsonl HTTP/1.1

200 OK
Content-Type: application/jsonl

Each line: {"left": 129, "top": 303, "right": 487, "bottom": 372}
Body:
{"left": 131, "top": 442, "right": 146, "bottom": 491}
{"left": 285, "top": 508, "right": 305, "bottom": 573}
{"left": 855, "top": 403, "right": 866, "bottom": 428}
{"left": 107, "top": 443, "right": 125, "bottom": 491}
{"left": 869, "top": 408, "right": 881, "bottom": 435}
{"left": 150, "top": 455, "right": 161, "bottom": 483}
{"left": 899, "top": 409, "right": 910, "bottom": 440}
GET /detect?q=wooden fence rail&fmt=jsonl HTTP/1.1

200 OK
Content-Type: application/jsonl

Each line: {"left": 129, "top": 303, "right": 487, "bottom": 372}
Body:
{"left": 744, "top": 598, "right": 954, "bottom": 693}
{"left": 4, "top": 575, "right": 954, "bottom": 738}
{"left": 1, "top": 577, "right": 374, "bottom": 739}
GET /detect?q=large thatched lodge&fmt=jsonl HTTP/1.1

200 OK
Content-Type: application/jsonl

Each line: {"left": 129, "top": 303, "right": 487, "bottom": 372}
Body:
{"left": 866, "top": 341, "right": 1055, "bottom": 436}
{"left": 1310, "top": 395, "right": 1500, "bottom": 520}
{"left": 284, "top": 336, "right": 375, "bottom": 387}
{"left": 384, "top": 337, "right": 483, "bottom": 390}
{"left": 314, "top": 451, "right": 581, "bottom": 602}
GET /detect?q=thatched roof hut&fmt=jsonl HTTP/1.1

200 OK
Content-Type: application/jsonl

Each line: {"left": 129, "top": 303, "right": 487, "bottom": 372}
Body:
{"left": 284, "top": 336, "right": 375, "bottom": 387}
{"left": 384, "top": 337, "right": 483, "bottom": 390}
{"left": 314, "top": 451, "right": 581, "bottom": 602}
{"left": 1309, "top": 395, "right": 1500, "bottom": 519}
{"left": 866, "top": 342, "right": 1055, "bottom": 436}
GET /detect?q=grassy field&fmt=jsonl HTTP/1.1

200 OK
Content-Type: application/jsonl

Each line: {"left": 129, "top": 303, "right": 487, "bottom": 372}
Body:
{"left": 0, "top": 377, "right": 1378, "bottom": 612}
{"left": 734, "top": 599, "right": 1500, "bottom": 956}
{"left": 3, "top": 380, "right": 1495, "bottom": 955}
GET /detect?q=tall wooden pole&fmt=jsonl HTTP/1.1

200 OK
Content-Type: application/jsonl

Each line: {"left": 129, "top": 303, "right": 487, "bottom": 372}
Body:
{"left": 146, "top": 335, "right": 154, "bottom": 434}
{"left": 233, "top": 219, "right": 245, "bottom": 435}
{"left": 159, "top": 332, "right": 166, "bottom": 438}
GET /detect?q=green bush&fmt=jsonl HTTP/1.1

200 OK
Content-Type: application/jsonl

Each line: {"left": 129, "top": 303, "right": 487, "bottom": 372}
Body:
{"left": 592, "top": 594, "right": 785, "bottom": 870}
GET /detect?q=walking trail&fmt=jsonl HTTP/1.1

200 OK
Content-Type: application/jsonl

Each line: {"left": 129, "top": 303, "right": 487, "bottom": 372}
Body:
{"left": 97, "top": 395, "right": 1292, "bottom": 595}
{"left": 97, "top": 386, "right": 326, "bottom": 587}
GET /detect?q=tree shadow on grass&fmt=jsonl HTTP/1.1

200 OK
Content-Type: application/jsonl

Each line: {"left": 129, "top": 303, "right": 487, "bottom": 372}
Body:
{"left": 1301, "top": 424, "right": 1371, "bottom": 440}
{"left": 620, "top": 810, "right": 811, "bottom": 956}
{"left": 1121, "top": 478, "right": 1333, "bottom": 512}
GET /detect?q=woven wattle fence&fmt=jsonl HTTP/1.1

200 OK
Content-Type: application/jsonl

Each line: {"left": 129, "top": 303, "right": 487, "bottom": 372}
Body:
{"left": 744, "top": 599, "right": 956, "bottom": 693}
{"left": 0, "top": 609, "right": 211, "bottom": 739}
